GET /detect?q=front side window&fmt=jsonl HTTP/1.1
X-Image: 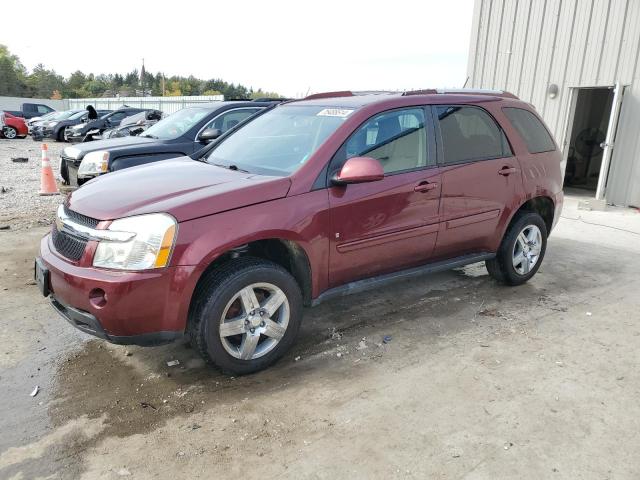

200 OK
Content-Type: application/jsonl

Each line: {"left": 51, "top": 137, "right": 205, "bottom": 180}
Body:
{"left": 37, "top": 105, "right": 52, "bottom": 114}
{"left": 436, "top": 106, "right": 511, "bottom": 164}
{"left": 503, "top": 107, "right": 555, "bottom": 153}
{"left": 206, "top": 105, "right": 350, "bottom": 176}
{"left": 107, "top": 112, "right": 128, "bottom": 123}
{"left": 343, "top": 108, "right": 430, "bottom": 174}
{"left": 204, "top": 108, "right": 261, "bottom": 133}
{"left": 143, "top": 107, "right": 211, "bottom": 140}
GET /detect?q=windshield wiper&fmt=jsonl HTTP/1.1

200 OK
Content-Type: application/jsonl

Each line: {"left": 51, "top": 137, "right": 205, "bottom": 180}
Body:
{"left": 212, "top": 163, "right": 250, "bottom": 173}
{"left": 140, "top": 133, "right": 158, "bottom": 139}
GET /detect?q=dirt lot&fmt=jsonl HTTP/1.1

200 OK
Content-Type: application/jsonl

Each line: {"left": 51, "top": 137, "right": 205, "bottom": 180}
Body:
{"left": 1, "top": 138, "right": 640, "bottom": 479}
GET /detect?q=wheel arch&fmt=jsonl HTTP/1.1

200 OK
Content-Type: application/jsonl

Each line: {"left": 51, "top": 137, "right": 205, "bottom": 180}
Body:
{"left": 513, "top": 195, "right": 555, "bottom": 233}
{"left": 186, "top": 237, "right": 314, "bottom": 333}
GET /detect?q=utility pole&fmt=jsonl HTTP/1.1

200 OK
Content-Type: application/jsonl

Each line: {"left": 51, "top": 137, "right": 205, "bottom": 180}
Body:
{"left": 140, "top": 58, "right": 146, "bottom": 97}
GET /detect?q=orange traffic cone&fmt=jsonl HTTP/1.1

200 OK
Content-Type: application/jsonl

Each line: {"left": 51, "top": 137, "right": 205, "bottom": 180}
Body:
{"left": 39, "top": 143, "right": 59, "bottom": 196}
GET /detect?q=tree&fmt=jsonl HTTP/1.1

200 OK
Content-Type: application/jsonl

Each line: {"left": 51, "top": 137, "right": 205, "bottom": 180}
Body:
{"left": 0, "top": 44, "right": 281, "bottom": 100}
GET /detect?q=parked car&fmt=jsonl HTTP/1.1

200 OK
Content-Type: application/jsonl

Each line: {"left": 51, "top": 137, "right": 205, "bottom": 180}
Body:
{"left": 1, "top": 112, "right": 29, "bottom": 138}
{"left": 65, "top": 108, "right": 148, "bottom": 143}
{"left": 32, "top": 109, "right": 112, "bottom": 142}
{"left": 99, "top": 110, "right": 164, "bottom": 140}
{"left": 27, "top": 111, "right": 58, "bottom": 132}
{"left": 30, "top": 110, "right": 85, "bottom": 140}
{"left": 4, "top": 102, "right": 56, "bottom": 120}
{"left": 60, "top": 101, "right": 277, "bottom": 187}
{"left": 36, "top": 90, "right": 563, "bottom": 375}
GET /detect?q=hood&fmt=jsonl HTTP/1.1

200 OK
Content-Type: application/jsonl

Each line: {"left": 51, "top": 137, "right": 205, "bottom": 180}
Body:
{"left": 67, "top": 157, "right": 291, "bottom": 222}
{"left": 68, "top": 135, "right": 158, "bottom": 158}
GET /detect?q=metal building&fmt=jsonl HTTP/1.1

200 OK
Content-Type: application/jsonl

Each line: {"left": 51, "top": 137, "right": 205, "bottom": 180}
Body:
{"left": 467, "top": 0, "right": 640, "bottom": 207}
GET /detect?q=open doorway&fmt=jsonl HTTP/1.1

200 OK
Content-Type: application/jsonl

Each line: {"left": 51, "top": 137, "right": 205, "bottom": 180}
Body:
{"left": 563, "top": 88, "right": 614, "bottom": 194}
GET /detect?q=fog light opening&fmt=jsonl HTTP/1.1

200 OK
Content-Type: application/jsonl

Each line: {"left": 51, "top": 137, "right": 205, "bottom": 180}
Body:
{"left": 89, "top": 288, "right": 107, "bottom": 308}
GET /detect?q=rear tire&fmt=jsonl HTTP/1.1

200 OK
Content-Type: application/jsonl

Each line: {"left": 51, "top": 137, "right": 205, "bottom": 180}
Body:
{"left": 56, "top": 128, "right": 66, "bottom": 142}
{"left": 190, "top": 257, "right": 303, "bottom": 375}
{"left": 486, "top": 212, "right": 547, "bottom": 286}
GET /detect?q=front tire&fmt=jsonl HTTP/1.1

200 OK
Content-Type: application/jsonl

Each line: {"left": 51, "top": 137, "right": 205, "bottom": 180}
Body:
{"left": 486, "top": 212, "right": 548, "bottom": 286}
{"left": 2, "top": 127, "right": 17, "bottom": 139}
{"left": 190, "top": 257, "right": 303, "bottom": 375}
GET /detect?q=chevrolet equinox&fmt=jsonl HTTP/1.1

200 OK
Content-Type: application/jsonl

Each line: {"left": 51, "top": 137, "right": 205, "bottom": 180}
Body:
{"left": 36, "top": 89, "right": 563, "bottom": 374}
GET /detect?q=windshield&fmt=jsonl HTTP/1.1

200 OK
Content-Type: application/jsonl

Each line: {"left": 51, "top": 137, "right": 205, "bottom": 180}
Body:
{"left": 205, "top": 105, "right": 350, "bottom": 176}
{"left": 50, "top": 111, "right": 78, "bottom": 121}
{"left": 141, "top": 107, "right": 210, "bottom": 140}
{"left": 69, "top": 111, "right": 87, "bottom": 120}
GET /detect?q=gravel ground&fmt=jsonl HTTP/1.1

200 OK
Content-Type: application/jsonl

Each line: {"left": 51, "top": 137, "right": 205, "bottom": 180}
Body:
{"left": 0, "top": 138, "right": 66, "bottom": 230}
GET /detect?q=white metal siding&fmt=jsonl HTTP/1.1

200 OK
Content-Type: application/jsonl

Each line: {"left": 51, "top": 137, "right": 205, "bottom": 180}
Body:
{"left": 468, "top": 0, "right": 640, "bottom": 206}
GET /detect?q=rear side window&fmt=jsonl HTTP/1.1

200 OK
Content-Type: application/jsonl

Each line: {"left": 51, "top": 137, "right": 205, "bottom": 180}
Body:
{"left": 503, "top": 107, "right": 555, "bottom": 153}
{"left": 435, "top": 106, "right": 511, "bottom": 164}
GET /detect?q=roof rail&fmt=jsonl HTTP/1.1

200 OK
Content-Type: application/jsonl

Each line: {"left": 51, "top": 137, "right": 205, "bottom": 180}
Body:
{"left": 304, "top": 91, "right": 354, "bottom": 100}
{"left": 303, "top": 90, "right": 396, "bottom": 100}
{"left": 403, "top": 88, "right": 518, "bottom": 99}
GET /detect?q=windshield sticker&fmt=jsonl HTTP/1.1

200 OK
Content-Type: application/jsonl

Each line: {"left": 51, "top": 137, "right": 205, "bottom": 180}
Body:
{"left": 317, "top": 108, "right": 354, "bottom": 118}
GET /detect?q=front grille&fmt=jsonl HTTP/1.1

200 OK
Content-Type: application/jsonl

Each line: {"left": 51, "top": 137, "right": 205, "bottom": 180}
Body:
{"left": 52, "top": 225, "right": 87, "bottom": 261}
{"left": 63, "top": 205, "right": 99, "bottom": 228}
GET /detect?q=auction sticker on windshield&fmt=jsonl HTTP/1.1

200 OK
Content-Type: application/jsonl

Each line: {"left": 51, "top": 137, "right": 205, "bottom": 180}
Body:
{"left": 316, "top": 108, "right": 354, "bottom": 117}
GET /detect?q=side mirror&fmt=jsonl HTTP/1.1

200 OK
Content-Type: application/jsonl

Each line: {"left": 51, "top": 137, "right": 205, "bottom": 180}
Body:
{"left": 332, "top": 156, "right": 384, "bottom": 185}
{"left": 198, "top": 128, "right": 222, "bottom": 143}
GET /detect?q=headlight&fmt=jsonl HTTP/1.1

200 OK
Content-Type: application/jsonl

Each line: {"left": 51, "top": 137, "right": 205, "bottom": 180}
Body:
{"left": 78, "top": 151, "right": 109, "bottom": 178}
{"left": 63, "top": 146, "right": 82, "bottom": 159}
{"left": 93, "top": 213, "right": 177, "bottom": 270}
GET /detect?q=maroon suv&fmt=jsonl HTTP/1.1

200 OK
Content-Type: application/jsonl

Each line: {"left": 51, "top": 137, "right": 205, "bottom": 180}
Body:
{"left": 36, "top": 90, "right": 563, "bottom": 374}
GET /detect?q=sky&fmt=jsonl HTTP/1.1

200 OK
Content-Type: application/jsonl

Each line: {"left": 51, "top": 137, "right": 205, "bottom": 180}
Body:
{"left": 0, "top": 0, "right": 475, "bottom": 98}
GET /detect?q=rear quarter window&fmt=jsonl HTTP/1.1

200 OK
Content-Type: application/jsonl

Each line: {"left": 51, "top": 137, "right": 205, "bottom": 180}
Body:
{"left": 503, "top": 107, "right": 556, "bottom": 154}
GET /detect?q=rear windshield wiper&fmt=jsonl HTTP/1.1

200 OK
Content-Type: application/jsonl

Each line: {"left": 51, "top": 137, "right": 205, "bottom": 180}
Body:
{"left": 212, "top": 163, "right": 250, "bottom": 173}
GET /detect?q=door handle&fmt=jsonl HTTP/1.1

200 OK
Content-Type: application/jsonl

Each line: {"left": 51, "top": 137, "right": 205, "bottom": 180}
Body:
{"left": 414, "top": 182, "right": 438, "bottom": 192}
{"left": 498, "top": 166, "right": 517, "bottom": 176}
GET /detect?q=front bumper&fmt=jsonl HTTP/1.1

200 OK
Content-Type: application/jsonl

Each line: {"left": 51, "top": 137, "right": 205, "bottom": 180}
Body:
{"left": 66, "top": 132, "right": 85, "bottom": 143}
{"left": 38, "top": 233, "right": 196, "bottom": 345}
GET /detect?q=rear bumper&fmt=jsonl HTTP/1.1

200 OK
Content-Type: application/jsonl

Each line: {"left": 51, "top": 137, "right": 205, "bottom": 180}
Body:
{"left": 552, "top": 191, "right": 564, "bottom": 231}
{"left": 38, "top": 234, "right": 197, "bottom": 344}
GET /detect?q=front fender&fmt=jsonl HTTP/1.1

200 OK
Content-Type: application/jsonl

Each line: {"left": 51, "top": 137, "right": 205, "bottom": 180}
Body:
{"left": 171, "top": 190, "right": 331, "bottom": 300}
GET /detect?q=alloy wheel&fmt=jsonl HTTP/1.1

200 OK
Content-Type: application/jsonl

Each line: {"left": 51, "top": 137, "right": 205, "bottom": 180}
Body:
{"left": 219, "top": 282, "right": 290, "bottom": 360}
{"left": 3, "top": 127, "right": 17, "bottom": 139}
{"left": 512, "top": 224, "right": 542, "bottom": 275}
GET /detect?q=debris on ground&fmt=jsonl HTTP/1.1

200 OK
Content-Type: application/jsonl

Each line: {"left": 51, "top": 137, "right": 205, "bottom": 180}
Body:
{"left": 503, "top": 442, "right": 514, "bottom": 450}
{"left": 167, "top": 360, "right": 180, "bottom": 367}
{"left": 11, "top": 157, "right": 29, "bottom": 163}
{"left": 124, "top": 350, "right": 132, "bottom": 357}
{"left": 30, "top": 385, "right": 39, "bottom": 397}
{"left": 383, "top": 335, "right": 392, "bottom": 344}
{"left": 479, "top": 308, "right": 500, "bottom": 317}
{"left": 140, "top": 402, "right": 157, "bottom": 410}
{"left": 0, "top": 225, "right": 10, "bottom": 231}
{"left": 117, "top": 468, "right": 131, "bottom": 476}
{"left": 330, "top": 327, "right": 342, "bottom": 340}
{"left": 586, "top": 312, "right": 593, "bottom": 316}
{"left": 294, "top": 356, "right": 301, "bottom": 361}
{"left": 356, "top": 339, "right": 367, "bottom": 350}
